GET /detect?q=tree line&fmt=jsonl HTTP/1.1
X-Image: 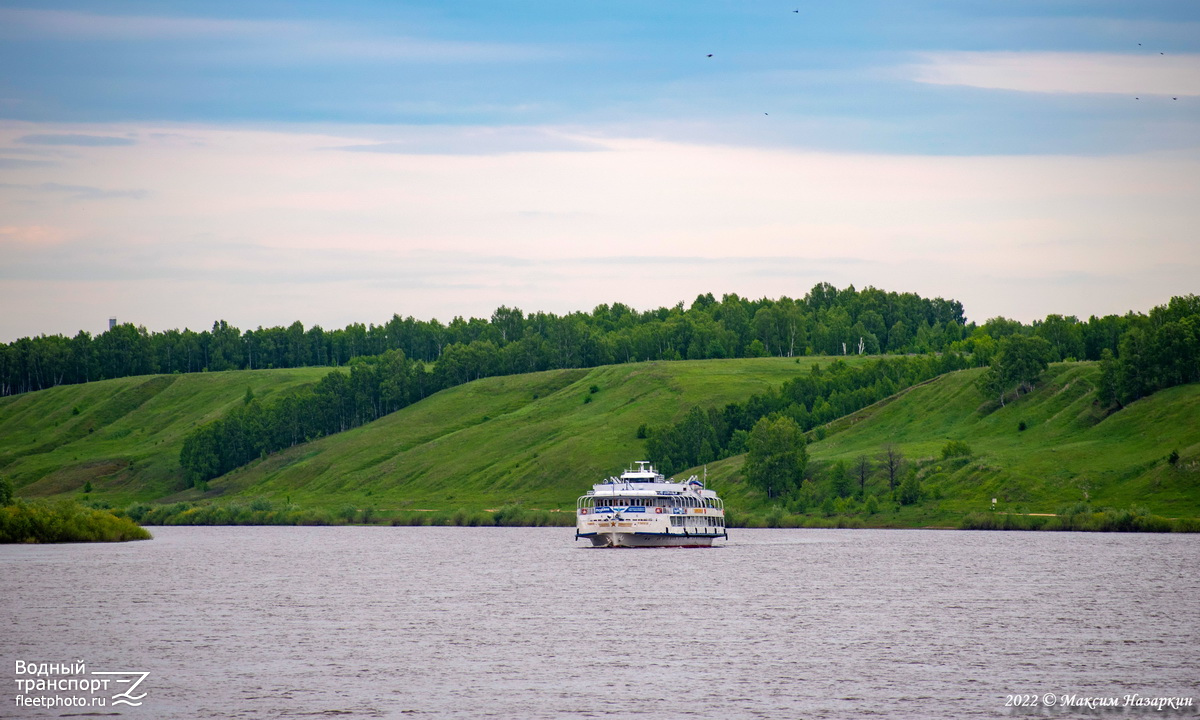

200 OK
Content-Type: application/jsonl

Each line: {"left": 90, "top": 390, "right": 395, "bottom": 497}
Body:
{"left": 7, "top": 286, "right": 1192, "bottom": 402}
{"left": 2, "top": 283, "right": 967, "bottom": 396}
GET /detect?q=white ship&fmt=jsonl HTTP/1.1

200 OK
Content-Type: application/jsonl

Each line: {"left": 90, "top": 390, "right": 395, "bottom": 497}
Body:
{"left": 575, "top": 461, "right": 727, "bottom": 547}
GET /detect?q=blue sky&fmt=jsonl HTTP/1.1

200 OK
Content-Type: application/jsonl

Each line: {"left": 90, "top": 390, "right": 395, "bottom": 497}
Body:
{"left": 0, "top": 1, "right": 1198, "bottom": 340}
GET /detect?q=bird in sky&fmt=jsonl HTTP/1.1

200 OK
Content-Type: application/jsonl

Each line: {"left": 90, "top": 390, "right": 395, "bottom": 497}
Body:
{"left": 707, "top": 53, "right": 713, "bottom": 57}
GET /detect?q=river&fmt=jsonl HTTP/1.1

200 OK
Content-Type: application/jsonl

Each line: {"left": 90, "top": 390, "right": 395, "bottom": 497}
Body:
{"left": 3, "top": 527, "right": 1197, "bottom": 718}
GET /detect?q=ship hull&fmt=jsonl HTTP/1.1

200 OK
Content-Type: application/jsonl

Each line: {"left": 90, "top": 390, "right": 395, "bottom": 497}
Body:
{"left": 579, "top": 531, "right": 724, "bottom": 548}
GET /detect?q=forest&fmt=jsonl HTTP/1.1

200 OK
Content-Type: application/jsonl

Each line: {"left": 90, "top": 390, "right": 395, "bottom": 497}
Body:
{"left": 2, "top": 283, "right": 968, "bottom": 394}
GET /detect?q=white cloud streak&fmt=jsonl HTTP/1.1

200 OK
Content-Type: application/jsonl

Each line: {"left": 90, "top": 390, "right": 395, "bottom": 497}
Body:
{"left": 908, "top": 51, "right": 1200, "bottom": 96}
{"left": 0, "top": 8, "right": 553, "bottom": 63}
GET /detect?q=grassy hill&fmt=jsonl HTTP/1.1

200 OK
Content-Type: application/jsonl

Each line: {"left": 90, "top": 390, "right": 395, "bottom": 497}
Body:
{"left": 197, "top": 357, "right": 831, "bottom": 510}
{"left": 4, "top": 357, "right": 1198, "bottom": 527}
{"left": 2, "top": 357, "right": 829, "bottom": 508}
{"left": 698, "top": 363, "right": 1200, "bottom": 523}
{"left": 0, "top": 368, "right": 330, "bottom": 502}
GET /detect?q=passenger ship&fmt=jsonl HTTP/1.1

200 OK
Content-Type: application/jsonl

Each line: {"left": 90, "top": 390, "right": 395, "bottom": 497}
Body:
{"left": 576, "top": 461, "right": 727, "bottom": 547}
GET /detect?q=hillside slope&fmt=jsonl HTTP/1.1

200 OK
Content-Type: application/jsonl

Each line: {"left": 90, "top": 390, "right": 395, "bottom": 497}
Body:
{"left": 0, "top": 368, "right": 331, "bottom": 501}
{"left": 7, "top": 358, "right": 1197, "bottom": 523}
{"left": 203, "top": 357, "right": 827, "bottom": 509}
{"left": 701, "top": 363, "right": 1200, "bottom": 519}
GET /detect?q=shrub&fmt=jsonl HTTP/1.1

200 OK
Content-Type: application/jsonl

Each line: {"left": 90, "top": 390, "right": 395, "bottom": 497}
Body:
{"left": 0, "top": 500, "right": 151, "bottom": 543}
{"left": 940, "top": 440, "right": 973, "bottom": 459}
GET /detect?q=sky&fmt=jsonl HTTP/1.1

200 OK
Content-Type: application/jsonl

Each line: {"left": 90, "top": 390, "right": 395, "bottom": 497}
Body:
{"left": 1, "top": 1, "right": 1198, "bottom": 342}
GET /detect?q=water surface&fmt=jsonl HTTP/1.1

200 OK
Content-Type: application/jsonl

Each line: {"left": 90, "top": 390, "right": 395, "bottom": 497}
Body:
{"left": 3, "top": 527, "right": 1197, "bottom": 718}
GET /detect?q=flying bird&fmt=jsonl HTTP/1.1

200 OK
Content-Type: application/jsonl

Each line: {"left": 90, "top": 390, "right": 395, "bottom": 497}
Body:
{"left": 707, "top": 53, "right": 713, "bottom": 57}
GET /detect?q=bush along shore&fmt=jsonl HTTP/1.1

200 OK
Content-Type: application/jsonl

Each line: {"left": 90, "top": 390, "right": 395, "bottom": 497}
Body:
{"left": 124, "top": 499, "right": 577, "bottom": 528}
{"left": 960, "top": 504, "right": 1200, "bottom": 533}
{"left": 114, "top": 497, "right": 1198, "bottom": 532}
{"left": 0, "top": 500, "right": 152, "bottom": 543}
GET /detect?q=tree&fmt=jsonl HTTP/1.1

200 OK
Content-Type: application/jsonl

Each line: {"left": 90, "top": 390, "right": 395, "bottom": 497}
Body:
{"left": 1097, "top": 348, "right": 1121, "bottom": 408}
{"left": 853, "top": 454, "right": 872, "bottom": 497}
{"left": 829, "top": 459, "right": 853, "bottom": 499}
{"left": 897, "top": 471, "right": 921, "bottom": 505}
{"left": 880, "top": 444, "right": 904, "bottom": 492}
{"left": 0, "top": 475, "right": 13, "bottom": 506}
{"left": 743, "top": 415, "right": 807, "bottom": 499}
{"left": 979, "top": 334, "right": 1053, "bottom": 406}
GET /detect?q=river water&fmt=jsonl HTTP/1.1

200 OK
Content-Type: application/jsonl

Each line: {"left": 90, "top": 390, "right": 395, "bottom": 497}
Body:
{"left": 2, "top": 527, "right": 1197, "bottom": 719}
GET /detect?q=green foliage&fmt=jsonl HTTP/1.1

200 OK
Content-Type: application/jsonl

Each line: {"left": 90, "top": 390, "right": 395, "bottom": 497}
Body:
{"left": 743, "top": 415, "right": 807, "bottom": 499}
{"left": 636, "top": 423, "right": 648, "bottom": 439}
{"left": 0, "top": 283, "right": 969, "bottom": 397}
{"left": 863, "top": 494, "right": 879, "bottom": 515}
{"left": 940, "top": 440, "right": 973, "bottom": 459}
{"left": 978, "top": 335, "right": 1054, "bottom": 406}
{"left": 0, "top": 500, "right": 151, "bottom": 543}
{"left": 180, "top": 349, "right": 433, "bottom": 484}
{"left": 647, "top": 353, "right": 967, "bottom": 475}
{"left": 243, "top": 386, "right": 255, "bottom": 405}
{"left": 125, "top": 498, "right": 334, "bottom": 526}
{"left": 1018, "top": 420, "right": 1027, "bottom": 432}
{"left": 897, "top": 471, "right": 921, "bottom": 505}
{"left": 960, "top": 505, "right": 1188, "bottom": 533}
{"left": 589, "top": 384, "right": 599, "bottom": 394}
{"left": 0, "top": 476, "right": 13, "bottom": 506}
{"left": 829, "top": 459, "right": 853, "bottom": 498}
{"left": 582, "top": 394, "right": 592, "bottom": 404}
{"left": 1167, "top": 449, "right": 1180, "bottom": 466}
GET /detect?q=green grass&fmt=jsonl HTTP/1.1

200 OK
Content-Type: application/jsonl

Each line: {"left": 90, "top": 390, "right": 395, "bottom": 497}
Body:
{"left": 206, "top": 357, "right": 832, "bottom": 510}
{"left": 5, "top": 357, "right": 1198, "bottom": 530}
{"left": 0, "top": 368, "right": 331, "bottom": 504}
{"left": 694, "top": 363, "right": 1200, "bottom": 525}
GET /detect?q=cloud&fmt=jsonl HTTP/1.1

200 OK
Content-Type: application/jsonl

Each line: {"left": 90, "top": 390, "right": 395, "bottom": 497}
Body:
{"left": 0, "top": 182, "right": 147, "bottom": 201}
{"left": 0, "top": 157, "right": 58, "bottom": 169}
{"left": 0, "top": 8, "right": 551, "bottom": 64}
{"left": 0, "top": 121, "right": 1197, "bottom": 339}
{"left": 0, "top": 225, "right": 64, "bottom": 245}
{"left": 333, "top": 128, "right": 606, "bottom": 156}
{"left": 907, "top": 51, "right": 1200, "bottom": 96}
{"left": 17, "top": 134, "right": 136, "bottom": 147}
{"left": 0, "top": 8, "right": 295, "bottom": 40}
